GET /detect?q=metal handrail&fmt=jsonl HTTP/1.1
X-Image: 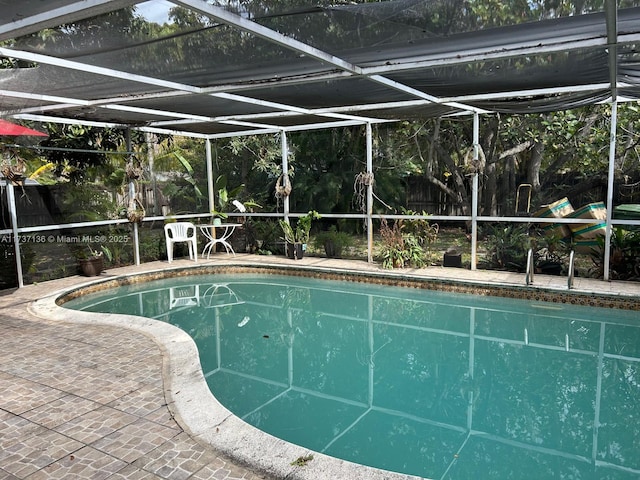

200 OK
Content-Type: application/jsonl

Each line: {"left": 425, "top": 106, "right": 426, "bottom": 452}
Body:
{"left": 568, "top": 250, "right": 575, "bottom": 289}
{"left": 525, "top": 248, "right": 534, "bottom": 285}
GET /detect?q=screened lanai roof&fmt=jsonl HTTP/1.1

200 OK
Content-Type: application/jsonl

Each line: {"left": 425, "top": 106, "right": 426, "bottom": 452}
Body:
{"left": 1, "top": 0, "right": 639, "bottom": 138}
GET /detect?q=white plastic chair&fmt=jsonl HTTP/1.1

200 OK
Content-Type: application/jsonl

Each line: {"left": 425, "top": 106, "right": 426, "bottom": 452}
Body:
{"left": 164, "top": 222, "right": 197, "bottom": 263}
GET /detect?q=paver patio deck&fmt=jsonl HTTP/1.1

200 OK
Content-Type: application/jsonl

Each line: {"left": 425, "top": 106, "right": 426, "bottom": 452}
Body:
{"left": 1, "top": 254, "right": 638, "bottom": 479}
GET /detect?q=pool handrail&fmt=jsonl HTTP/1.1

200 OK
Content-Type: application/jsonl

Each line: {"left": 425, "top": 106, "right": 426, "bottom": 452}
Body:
{"left": 525, "top": 248, "right": 534, "bottom": 285}
{"left": 568, "top": 250, "right": 575, "bottom": 289}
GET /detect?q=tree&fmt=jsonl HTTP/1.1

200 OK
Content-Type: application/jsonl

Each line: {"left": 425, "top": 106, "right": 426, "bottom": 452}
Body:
{"left": 39, "top": 124, "right": 140, "bottom": 184}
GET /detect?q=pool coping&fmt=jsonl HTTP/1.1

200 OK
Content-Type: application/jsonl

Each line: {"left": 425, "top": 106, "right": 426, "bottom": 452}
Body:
{"left": 29, "top": 259, "right": 640, "bottom": 480}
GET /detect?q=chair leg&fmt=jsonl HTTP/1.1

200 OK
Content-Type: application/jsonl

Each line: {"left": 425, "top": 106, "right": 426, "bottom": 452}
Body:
{"left": 192, "top": 239, "right": 198, "bottom": 262}
{"left": 166, "top": 241, "right": 173, "bottom": 263}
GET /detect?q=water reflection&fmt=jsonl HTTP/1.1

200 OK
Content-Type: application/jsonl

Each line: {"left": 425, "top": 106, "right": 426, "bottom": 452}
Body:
{"left": 66, "top": 275, "right": 640, "bottom": 479}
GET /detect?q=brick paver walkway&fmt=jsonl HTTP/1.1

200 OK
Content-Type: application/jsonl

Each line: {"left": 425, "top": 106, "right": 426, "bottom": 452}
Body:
{"left": 1, "top": 255, "right": 638, "bottom": 479}
{"left": 0, "top": 276, "right": 268, "bottom": 480}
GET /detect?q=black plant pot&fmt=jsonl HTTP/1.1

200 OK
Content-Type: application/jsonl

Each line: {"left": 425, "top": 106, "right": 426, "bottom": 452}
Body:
{"left": 285, "top": 242, "right": 305, "bottom": 260}
{"left": 537, "top": 260, "right": 563, "bottom": 275}
{"left": 323, "top": 240, "right": 343, "bottom": 258}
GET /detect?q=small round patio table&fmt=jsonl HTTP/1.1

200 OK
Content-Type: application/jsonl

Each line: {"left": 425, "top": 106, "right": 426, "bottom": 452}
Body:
{"left": 199, "top": 223, "right": 242, "bottom": 258}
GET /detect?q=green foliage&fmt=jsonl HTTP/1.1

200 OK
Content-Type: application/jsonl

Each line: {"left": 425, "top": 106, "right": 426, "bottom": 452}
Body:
{"left": 400, "top": 208, "right": 440, "bottom": 252}
{"left": 80, "top": 244, "right": 112, "bottom": 261}
{"left": 590, "top": 227, "right": 640, "bottom": 280}
{"left": 531, "top": 228, "right": 571, "bottom": 274}
{"left": 278, "top": 210, "right": 321, "bottom": 244}
{"left": 379, "top": 218, "right": 427, "bottom": 269}
{"left": 39, "top": 123, "right": 135, "bottom": 184}
{"left": 154, "top": 140, "right": 207, "bottom": 214}
{"left": 378, "top": 210, "right": 439, "bottom": 269}
{"left": 482, "top": 223, "right": 532, "bottom": 271}
{"left": 313, "top": 226, "right": 353, "bottom": 258}
{"left": 252, "top": 220, "right": 283, "bottom": 254}
{"left": 227, "top": 135, "right": 283, "bottom": 178}
{"left": 59, "top": 183, "right": 120, "bottom": 222}
{"left": 210, "top": 174, "right": 261, "bottom": 219}
{"left": 290, "top": 454, "right": 313, "bottom": 467}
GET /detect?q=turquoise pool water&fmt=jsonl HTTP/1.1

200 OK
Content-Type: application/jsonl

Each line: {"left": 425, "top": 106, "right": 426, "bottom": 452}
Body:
{"left": 65, "top": 274, "right": 640, "bottom": 479}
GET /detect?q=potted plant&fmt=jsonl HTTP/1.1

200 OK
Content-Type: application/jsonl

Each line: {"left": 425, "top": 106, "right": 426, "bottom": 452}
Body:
{"left": 0, "top": 149, "right": 27, "bottom": 186}
{"left": 313, "top": 226, "right": 352, "bottom": 258}
{"left": 279, "top": 210, "right": 321, "bottom": 260}
{"left": 210, "top": 175, "right": 260, "bottom": 225}
{"left": 78, "top": 244, "right": 112, "bottom": 277}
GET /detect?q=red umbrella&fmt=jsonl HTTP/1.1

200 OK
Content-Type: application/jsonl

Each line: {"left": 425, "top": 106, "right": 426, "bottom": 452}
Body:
{"left": 0, "top": 119, "right": 48, "bottom": 137}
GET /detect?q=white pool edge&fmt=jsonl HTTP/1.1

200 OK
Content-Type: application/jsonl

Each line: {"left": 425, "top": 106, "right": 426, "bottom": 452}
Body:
{"left": 29, "top": 274, "right": 426, "bottom": 480}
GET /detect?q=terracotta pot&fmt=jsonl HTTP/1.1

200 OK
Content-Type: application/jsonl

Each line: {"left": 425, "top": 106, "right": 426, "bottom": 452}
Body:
{"left": 79, "top": 256, "right": 104, "bottom": 276}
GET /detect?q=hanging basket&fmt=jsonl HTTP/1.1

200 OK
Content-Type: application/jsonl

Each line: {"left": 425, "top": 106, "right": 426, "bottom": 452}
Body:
{"left": 127, "top": 198, "right": 146, "bottom": 223}
{"left": 126, "top": 158, "right": 143, "bottom": 180}
{"left": 1, "top": 155, "right": 27, "bottom": 186}
{"left": 275, "top": 174, "right": 292, "bottom": 198}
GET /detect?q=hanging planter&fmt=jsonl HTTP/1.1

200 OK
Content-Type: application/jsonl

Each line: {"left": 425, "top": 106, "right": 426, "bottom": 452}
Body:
{"left": 127, "top": 198, "right": 146, "bottom": 223}
{"left": 125, "top": 156, "right": 143, "bottom": 180}
{"left": 275, "top": 173, "right": 292, "bottom": 198}
{"left": 1, "top": 151, "right": 27, "bottom": 186}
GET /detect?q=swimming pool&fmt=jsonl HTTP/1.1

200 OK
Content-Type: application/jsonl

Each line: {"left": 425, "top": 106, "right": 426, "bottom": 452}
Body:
{"left": 63, "top": 272, "right": 640, "bottom": 479}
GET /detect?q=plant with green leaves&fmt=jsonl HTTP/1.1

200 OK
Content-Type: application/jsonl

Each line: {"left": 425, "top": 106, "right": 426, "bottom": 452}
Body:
{"left": 482, "top": 223, "right": 532, "bottom": 271}
{"left": 211, "top": 174, "right": 262, "bottom": 221}
{"left": 378, "top": 217, "right": 426, "bottom": 269}
{"left": 400, "top": 208, "right": 439, "bottom": 251}
{"left": 590, "top": 227, "right": 640, "bottom": 280}
{"left": 81, "top": 243, "right": 112, "bottom": 261}
{"left": 278, "top": 210, "right": 321, "bottom": 245}
{"left": 313, "top": 226, "right": 353, "bottom": 258}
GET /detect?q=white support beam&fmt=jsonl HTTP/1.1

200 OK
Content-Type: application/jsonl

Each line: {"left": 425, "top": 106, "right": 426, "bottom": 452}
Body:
{"left": 0, "top": 0, "right": 138, "bottom": 41}
{"left": 366, "top": 123, "right": 373, "bottom": 264}
{"left": 604, "top": 100, "right": 617, "bottom": 281}
{"left": 0, "top": 89, "right": 91, "bottom": 107}
{"left": 281, "top": 131, "right": 290, "bottom": 223}
{"left": 172, "top": 0, "right": 365, "bottom": 76}
{"left": 214, "top": 92, "right": 384, "bottom": 123}
{"left": 471, "top": 113, "right": 480, "bottom": 271}
{"left": 365, "top": 37, "right": 610, "bottom": 77}
{"left": 6, "top": 183, "right": 23, "bottom": 288}
{"left": 603, "top": 0, "right": 618, "bottom": 281}
{"left": 0, "top": 47, "right": 203, "bottom": 94}
{"left": 172, "top": 0, "right": 478, "bottom": 113}
{"left": 15, "top": 113, "right": 214, "bottom": 139}
{"left": 206, "top": 139, "right": 214, "bottom": 217}
{"left": 102, "top": 104, "right": 213, "bottom": 122}
{"left": 14, "top": 113, "right": 126, "bottom": 129}
{"left": 369, "top": 75, "right": 488, "bottom": 114}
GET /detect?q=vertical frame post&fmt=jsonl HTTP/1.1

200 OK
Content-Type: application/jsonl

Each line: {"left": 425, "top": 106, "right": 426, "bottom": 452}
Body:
{"left": 603, "top": 100, "right": 617, "bottom": 281}
{"left": 206, "top": 139, "right": 214, "bottom": 216}
{"left": 7, "top": 182, "right": 24, "bottom": 287}
{"left": 366, "top": 123, "right": 373, "bottom": 263}
{"left": 281, "top": 131, "right": 290, "bottom": 222}
{"left": 471, "top": 113, "right": 479, "bottom": 270}
{"left": 127, "top": 130, "right": 140, "bottom": 266}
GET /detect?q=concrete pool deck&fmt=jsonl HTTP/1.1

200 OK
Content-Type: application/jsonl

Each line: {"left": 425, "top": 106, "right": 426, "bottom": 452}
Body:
{"left": 1, "top": 254, "right": 638, "bottom": 479}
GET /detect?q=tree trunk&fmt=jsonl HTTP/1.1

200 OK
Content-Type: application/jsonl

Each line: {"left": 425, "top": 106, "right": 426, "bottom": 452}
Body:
{"left": 484, "top": 161, "right": 497, "bottom": 215}
{"left": 527, "top": 140, "right": 544, "bottom": 193}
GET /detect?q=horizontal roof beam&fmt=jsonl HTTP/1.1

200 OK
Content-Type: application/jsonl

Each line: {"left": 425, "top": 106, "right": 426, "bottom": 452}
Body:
{"left": 171, "top": 0, "right": 477, "bottom": 114}
{"left": 0, "top": 0, "right": 138, "bottom": 42}
{"left": 0, "top": 46, "right": 204, "bottom": 94}
{"left": 172, "top": 0, "right": 365, "bottom": 75}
